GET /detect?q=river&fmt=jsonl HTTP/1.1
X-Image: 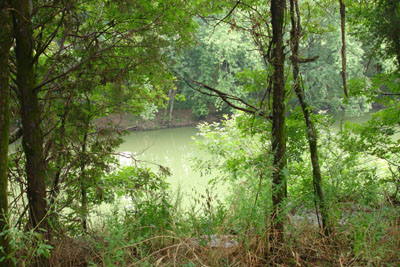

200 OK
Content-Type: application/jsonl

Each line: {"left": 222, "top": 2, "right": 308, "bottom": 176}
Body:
{"left": 116, "top": 113, "right": 373, "bottom": 206}
{"left": 117, "top": 126, "right": 218, "bottom": 206}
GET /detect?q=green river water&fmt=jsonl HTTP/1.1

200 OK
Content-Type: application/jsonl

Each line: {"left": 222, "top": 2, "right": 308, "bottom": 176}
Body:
{"left": 115, "top": 113, "right": 373, "bottom": 205}
{"left": 117, "top": 126, "right": 215, "bottom": 204}
{"left": 7, "top": 113, "right": 380, "bottom": 224}
{"left": 90, "top": 113, "right": 380, "bottom": 223}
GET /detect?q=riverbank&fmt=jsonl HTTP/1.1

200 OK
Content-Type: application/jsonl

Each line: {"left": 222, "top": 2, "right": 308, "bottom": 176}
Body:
{"left": 97, "top": 108, "right": 224, "bottom": 131}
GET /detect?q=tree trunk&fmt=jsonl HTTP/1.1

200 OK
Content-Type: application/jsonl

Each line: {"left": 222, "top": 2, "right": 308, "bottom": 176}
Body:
{"left": 339, "top": 0, "right": 348, "bottom": 97}
{"left": 163, "top": 90, "right": 172, "bottom": 125}
{"left": 270, "top": 0, "right": 287, "bottom": 242}
{"left": 49, "top": 103, "right": 69, "bottom": 230}
{"left": 0, "top": 0, "right": 13, "bottom": 265}
{"left": 169, "top": 90, "right": 175, "bottom": 122}
{"left": 289, "top": 0, "right": 331, "bottom": 235}
{"left": 80, "top": 94, "right": 92, "bottom": 232}
{"left": 12, "top": 0, "right": 48, "bottom": 233}
{"left": 80, "top": 130, "right": 88, "bottom": 232}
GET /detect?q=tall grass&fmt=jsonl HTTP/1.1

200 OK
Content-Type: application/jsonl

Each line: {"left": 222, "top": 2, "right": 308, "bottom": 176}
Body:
{"left": 9, "top": 186, "right": 394, "bottom": 266}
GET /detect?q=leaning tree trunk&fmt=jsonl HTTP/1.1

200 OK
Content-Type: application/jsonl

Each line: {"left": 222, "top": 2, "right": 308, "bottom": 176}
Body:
{"left": 163, "top": 90, "right": 171, "bottom": 125}
{"left": 0, "top": 0, "right": 13, "bottom": 265}
{"left": 48, "top": 103, "right": 69, "bottom": 230}
{"left": 80, "top": 129, "right": 89, "bottom": 232}
{"left": 169, "top": 89, "right": 175, "bottom": 123}
{"left": 12, "top": 0, "right": 48, "bottom": 233}
{"left": 80, "top": 94, "right": 92, "bottom": 232}
{"left": 289, "top": 0, "right": 331, "bottom": 236}
{"left": 270, "top": 0, "right": 287, "bottom": 242}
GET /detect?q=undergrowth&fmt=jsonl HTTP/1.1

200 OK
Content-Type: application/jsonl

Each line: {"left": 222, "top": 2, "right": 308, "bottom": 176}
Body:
{"left": 8, "top": 192, "right": 398, "bottom": 267}
{"left": 5, "top": 115, "right": 400, "bottom": 266}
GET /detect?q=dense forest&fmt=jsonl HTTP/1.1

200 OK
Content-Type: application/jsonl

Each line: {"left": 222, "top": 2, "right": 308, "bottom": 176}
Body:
{"left": 0, "top": 0, "right": 399, "bottom": 266}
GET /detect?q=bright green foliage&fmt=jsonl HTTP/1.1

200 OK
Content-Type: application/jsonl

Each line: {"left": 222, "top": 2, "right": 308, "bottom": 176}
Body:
{"left": 349, "top": 0, "right": 400, "bottom": 66}
{"left": 350, "top": 72, "right": 400, "bottom": 107}
{"left": 7, "top": 0, "right": 209, "bottom": 235}
{"left": 285, "top": 107, "right": 308, "bottom": 162}
{"left": 192, "top": 112, "right": 397, "bottom": 264}
{"left": 347, "top": 0, "right": 400, "bottom": 115}
{"left": 193, "top": 112, "right": 390, "bottom": 217}
{"left": 343, "top": 0, "right": 400, "bottom": 202}
{"left": 108, "top": 166, "right": 172, "bottom": 232}
{"left": 299, "top": 15, "right": 371, "bottom": 115}
{"left": 34, "top": 0, "right": 197, "bottom": 116}
{"left": 318, "top": 121, "right": 384, "bottom": 206}
{"left": 345, "top": 0, "right": 400, "bottom": 204}
{"left": 173, "top": 19, "right": 263, "bottom": 117}
{"left": 105, "top": 166, "right": 170, "bottom": 201}
{"left": 193, "top": 114, "right": 271, "bottom": 184}
{"left": 192, "top": 111, "right": 326, "bottom": 229}
{"left": 173, "top": 1, "right": 373, "bottom": 116}
{"left": 192, "top": 114, "right": 273, "bottom": 230}
{"left": 84, "top": 166, "right": 173, "bottom": 266}
{"left": 3, "top": 228, "right": 53, "bottom": 266}
{"left": 341, "top": 108, "right": 400, "bottom": 200}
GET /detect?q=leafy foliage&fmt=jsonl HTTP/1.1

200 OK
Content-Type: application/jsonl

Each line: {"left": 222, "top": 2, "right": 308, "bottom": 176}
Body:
{"left": 349, "top": 0, "right": 400, "bottom": 66}
{"left": 172, "top": 19, "right": 263, "bottom": 117}
{"left": 298, "top": 13, "right": 371, "bottom": 114}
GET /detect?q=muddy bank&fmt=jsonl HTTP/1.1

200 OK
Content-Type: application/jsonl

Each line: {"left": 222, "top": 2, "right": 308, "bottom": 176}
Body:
{"left": 98, "top": 108, "right": 224, "bottom": 131}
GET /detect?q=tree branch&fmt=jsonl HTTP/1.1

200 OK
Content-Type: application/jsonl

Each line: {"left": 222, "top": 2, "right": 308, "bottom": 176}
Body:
{"left": 191, "top": 80, "right": 271, "bottom": 119}
{"left": 215, "top": 1, "right": 241, "bottom": 27}
{"left": 9, "top": 127, "right": 23, "bottom": 144}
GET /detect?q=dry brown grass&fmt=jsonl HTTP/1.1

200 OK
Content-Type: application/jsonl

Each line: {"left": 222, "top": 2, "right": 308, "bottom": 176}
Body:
{"left": 132, "top": 219, "right": 399, "bottom": 266}
{"left": 49, "top": 237, "right": 92, "bottom": 267}
{"left": 43, "top": 208, "right": 400, "bottom": 267}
